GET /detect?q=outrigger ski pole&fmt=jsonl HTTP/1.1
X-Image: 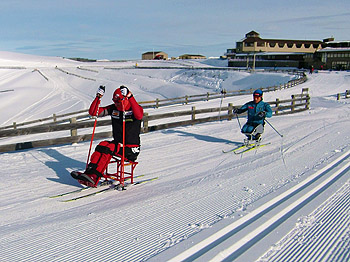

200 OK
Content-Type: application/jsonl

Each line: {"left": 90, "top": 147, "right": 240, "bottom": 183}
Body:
{"left": 265, "top": 118, "right": 283, "bottom": 137}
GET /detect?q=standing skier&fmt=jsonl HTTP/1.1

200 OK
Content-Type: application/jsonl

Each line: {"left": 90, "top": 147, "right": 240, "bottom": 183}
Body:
{"left": 71, "top": 85, "right": 144, "bottom": 187}
{"left": 233, "top": 89, "right": 272, "bottom": 141}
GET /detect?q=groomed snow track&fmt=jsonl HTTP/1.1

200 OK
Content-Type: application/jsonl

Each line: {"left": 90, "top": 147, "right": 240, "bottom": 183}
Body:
{"left": 161, "top": 150, "right": 350, "bottom": 262}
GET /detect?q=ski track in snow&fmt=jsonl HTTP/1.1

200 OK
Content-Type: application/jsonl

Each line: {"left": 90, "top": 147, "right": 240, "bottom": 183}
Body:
{"left": 0, "top": 56, "right": 350, "bottom": 261}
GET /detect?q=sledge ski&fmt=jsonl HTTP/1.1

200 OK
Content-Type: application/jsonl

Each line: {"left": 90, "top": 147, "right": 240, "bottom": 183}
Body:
{"left": 49, "top": 174, "right": 144, "bottom": 199}
{"left": 57, "top": 176, "right": 158, "bottom": 202}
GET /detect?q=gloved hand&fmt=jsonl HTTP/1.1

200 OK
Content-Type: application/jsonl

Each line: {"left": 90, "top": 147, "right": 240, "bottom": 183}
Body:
{"left": 258, "top": 111, "right": 266, "bottom": 117}
{"left": 96, "top": 85, "right": 105, "bottom": 98}
{"left": 232, "top": 108, "right": 239, "bottom": 114}
{"left": 120, "top": 85, "right": 133, "bottom": 98}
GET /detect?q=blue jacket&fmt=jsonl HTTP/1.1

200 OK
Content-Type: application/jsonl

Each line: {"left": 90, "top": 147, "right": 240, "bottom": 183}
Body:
{"left": 237, "top": 100, "right": 272, "bottom": 125}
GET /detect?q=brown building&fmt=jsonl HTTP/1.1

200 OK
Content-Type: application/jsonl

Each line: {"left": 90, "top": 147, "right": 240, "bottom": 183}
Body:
{"left": 142, "top": 51, "right": 168, "bottom": 60}
{"left": 179, "top": 54, "right": 206, "bottom": 59}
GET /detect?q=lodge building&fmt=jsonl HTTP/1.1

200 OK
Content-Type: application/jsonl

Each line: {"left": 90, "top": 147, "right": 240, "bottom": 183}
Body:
{"left": 227, "top": 31, "right": 350, "bottom": 70}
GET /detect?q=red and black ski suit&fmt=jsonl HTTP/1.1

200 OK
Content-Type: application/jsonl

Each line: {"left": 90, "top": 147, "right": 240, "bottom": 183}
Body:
{"left": 88, "top": 96, "right": 144, "bottom": 162}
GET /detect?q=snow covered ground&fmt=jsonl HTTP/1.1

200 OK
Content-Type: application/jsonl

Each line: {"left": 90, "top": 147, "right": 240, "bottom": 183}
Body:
{"left": 0, "top": 52, "right": 349, "bottom": 261}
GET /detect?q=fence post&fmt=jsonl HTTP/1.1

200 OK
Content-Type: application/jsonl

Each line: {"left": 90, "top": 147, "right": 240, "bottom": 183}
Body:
{"left": 13, "top": 122, "right": 16, "bottom": 129}
{"left": 275, "top": 98, "right": 280, "bottom": 115}
{"left": 70, "top": 117, "right": 77, "bottom": 137}
{"left": 143, "top": 112, "right": 149, "bottom": 133}
{"left": 191, "top": 106, "right": 196, "bottom": 124}
{"left": 346, "top": 90, "right": 350, "bottom": 98}
{"left": 156, "top": 98, "right": 159, "bottom": 108}
{"left": 206, "top": 92, "right": 210, "bottom": 101}
{"left": 185, "top": 95, "right": 188, "bottom": 104}
{"left": 291, "top": 95, "right": 295, "bottom": 112}
{"left": 53, "top": 114, "right": 57, "bottom": 123}
{"left": 305, "top": 94, "right": 310, "bottom": 110}
{"left": 337, "top": 93, "right": 341, "bottom": 100}
{"left": 302, "top": 88, "right": 309, "bottom": 96}
{"left": 228, "top": 103, "right": 233, "bottom": 121}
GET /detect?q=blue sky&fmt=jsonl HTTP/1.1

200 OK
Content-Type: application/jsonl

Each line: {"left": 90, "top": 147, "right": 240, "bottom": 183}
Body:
{"left": 0, "top": 0, "right": 349, "bottom": 60}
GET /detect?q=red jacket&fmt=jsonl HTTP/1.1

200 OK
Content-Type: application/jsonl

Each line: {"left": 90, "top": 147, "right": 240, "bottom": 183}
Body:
{"left": 89, "top": 96, "right": 144, "bottom": 146}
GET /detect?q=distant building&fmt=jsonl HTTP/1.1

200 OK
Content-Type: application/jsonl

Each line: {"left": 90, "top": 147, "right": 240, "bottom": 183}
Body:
{"left": 234, "top": 31, "right": 324, "bottom": 54}
{"left": 142, "top": 51, "right": 168, "bottom": 60}
{"left": 179, "top": 54, "right": 206, "bottom": 59}
{"left": 226, "top": 31, "right": 349, "bottom": 69}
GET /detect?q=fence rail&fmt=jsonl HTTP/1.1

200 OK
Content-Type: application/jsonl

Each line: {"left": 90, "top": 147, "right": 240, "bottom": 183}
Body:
{"left": 0, "top": 89, "right": 310, "bottom": 153}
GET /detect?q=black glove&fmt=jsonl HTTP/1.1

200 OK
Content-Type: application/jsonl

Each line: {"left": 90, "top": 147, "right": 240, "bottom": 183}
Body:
{"left": 96, "top": 85, "right": 105, "bottom": 98}
{"left": 232, "top": 108, "right": 239, "bottom": 114}
{"left": 258, "top": 111, "right": 266, "bottom": 117}
{"left": 120, "top": 85, "right": 133, "bottom": 98}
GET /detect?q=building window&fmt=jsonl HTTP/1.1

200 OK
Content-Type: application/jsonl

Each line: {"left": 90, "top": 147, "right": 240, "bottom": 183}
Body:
{"left": 287, "top": 43, "right": 293, "bottom": 48}
{"left": 278, "top": 43, "right": 285, "bottom": 48}
{"left": 269, "top": 42, "right": 276, "bottom": 47}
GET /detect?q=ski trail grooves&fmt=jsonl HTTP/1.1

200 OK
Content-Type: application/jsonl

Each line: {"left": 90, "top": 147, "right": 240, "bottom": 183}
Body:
{"left": 166, "top": 150, "right": 350, "bottom": 262}
{"left": 259, "top": 180, "right": 350, "bottom": 262}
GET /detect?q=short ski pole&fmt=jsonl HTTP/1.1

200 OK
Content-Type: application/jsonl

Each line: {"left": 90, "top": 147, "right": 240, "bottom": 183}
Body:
{"left": 265, "top": 118, "right": 283, "bottom": 137}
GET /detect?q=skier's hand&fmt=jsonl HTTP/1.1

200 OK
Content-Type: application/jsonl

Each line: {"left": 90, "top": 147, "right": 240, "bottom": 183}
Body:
{"left": 96, "top": 85, "right": 105, "bottom": 98}
{"left": 258, "top": 111, "right": 266, "bottom": 117}
{"left": 120, "top": 85, "right": 133, "bottom": 98}
{"left": 232, "top": 108, "right": 238, "bottom": 114}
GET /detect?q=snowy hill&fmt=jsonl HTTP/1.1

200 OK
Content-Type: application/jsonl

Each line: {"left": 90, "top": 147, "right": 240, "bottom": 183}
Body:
{"left": 0, "top": 52, "right": 349, "bottom": 261}
{"left": 0, "top": 51, "right": 294, "bottom": 126}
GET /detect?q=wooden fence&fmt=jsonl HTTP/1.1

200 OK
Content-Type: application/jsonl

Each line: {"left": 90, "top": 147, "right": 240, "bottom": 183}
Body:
{"left": 0, "top": 88, "right": 310, "bottom": 153}
{"left": 139, "top": 73, "right": 306, "bottom": 108}
{"left": 0, "top": 72, "right": 307, "bottom": 131}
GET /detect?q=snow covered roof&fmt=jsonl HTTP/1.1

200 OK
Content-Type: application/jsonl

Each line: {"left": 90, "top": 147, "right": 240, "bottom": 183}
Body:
{"left": 318, "top": 47, "right": 350, "bottom": 52}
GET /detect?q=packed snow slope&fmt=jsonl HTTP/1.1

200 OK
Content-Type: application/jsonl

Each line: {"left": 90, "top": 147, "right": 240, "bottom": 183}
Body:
{"left": 0, "top": 51, "right": 349, "bottom": 261}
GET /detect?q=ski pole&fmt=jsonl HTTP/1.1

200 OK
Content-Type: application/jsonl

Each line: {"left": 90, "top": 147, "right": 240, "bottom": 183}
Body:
{"left": 265, "top": 118, "right": 283, "bottom": 137}
{"left": 121, "top": 102, "right": 126, "bottom": 187}
{"left": 86, "top": 101, "right": 100, "bottom": 169}
{"left": 86, "top": 86, "right": 105, "bottom": 169}
{"left": 218, "top": 89, "right": 226, "bottom": 120}
{"left": 235, "top": 113, "right": 242, "bottom": 130}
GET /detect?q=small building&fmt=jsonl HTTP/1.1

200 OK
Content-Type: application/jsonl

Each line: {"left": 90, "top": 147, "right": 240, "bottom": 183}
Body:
{"left": 142, "top": 51, "right": 168, "bottom": 60}
{"left": 179, "top": 54, "right": 206, "bottom": 59}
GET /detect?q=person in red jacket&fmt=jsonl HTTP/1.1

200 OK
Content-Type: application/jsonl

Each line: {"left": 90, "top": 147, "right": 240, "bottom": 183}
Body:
{"left": 71, "top": 85, "right": 143, "bottom": 187}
